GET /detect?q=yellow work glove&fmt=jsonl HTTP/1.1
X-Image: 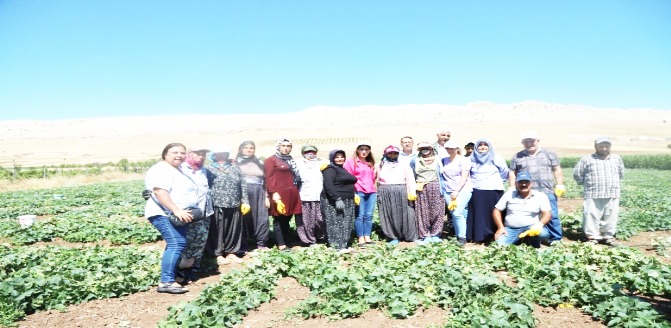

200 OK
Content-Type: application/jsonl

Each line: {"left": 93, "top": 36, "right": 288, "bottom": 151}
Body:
{"left": 240, "top": 204, "right": 251, "bottom": 215}
{"left": 554, "top": 184, "right": 566, "bottom": 198}
{"left": 519, "top": 223, "right": 543, "bottom": 238}
{"left": 447, "top": 199, "right": 458, "bottom": 211}
{"left": 354, "top": 194, "right": 360, "bottom": 205}
{"left": 416, "top": 182, "right": 427, "bottom": 192}
{"left": 407, "top": 193, "right": 417, "bottom": 201}
{"left": 320, "top": 162, "right": 329, "bottom": 171}
{"left": 276, "top": 200, "right": 287, "bottom": 215}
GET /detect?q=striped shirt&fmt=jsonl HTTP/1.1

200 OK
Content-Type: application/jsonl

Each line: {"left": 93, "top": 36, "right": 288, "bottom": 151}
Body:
{"left": 573, "top": 154, "right": 624, "bottom": 198}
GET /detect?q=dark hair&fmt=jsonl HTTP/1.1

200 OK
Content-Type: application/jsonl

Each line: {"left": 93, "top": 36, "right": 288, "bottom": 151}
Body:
{"left": 161, "top": 143, "right": 186, "bottom": 160}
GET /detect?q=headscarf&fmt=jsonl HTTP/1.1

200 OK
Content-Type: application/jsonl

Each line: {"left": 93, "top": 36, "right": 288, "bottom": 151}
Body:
{"left": 209, "top": 149, "right": 232, "bottom": 170}
{"left": 379, "top": 145, "right": 399, "bottom": 169}
{"left": 235, "top": 140, "right": 264, "bottom": 171}
{"left": 471, "top": 138, "right": 495, "bottom": 165}
{"left": 184, "top": 151, "right": 204, "bottom": 172}
{"left": 275, "top": 138, "right": 301, "bottom": 186}
{"left": 328, "top": 149, "right": 346, "bottom": 168}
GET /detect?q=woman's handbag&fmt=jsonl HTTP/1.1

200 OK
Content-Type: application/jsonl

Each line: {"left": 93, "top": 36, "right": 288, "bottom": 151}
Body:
{"left": 150, "top": 193, "right": 206, "bottom": 227}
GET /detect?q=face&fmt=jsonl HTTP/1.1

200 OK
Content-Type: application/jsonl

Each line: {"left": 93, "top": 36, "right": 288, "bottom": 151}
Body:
{"left": 279, "top": 142, "right": 292, "bottom": 155}
{"left": 446, "top": 147, "right": 458, "bottom": 156}
{"left": 464, "top": 147, "right": 474, "bottom": 156}
{"left": 334, "top": 153, "right": 345, "bottom": 165}
{"left": 386, "top": 151, "right": 399, "bottom": 161}
{"left": 188, "top": 150, "right": 207, "bottom": 164}
{"left": 303, "top": 150, "right": 317, "bottom": 159}
{"left": 419, "top": 148, "right": 433, "bottom": 157}
{"left": 164, "top": 146, "right": 186, "bottom": 167}
{"left": 437, "top": 132, "right": 451, "bottom": 143}
{"left": 213, "top": 152, "right": 229, "bottom": 162}
{"left": 400, "top": 138, "right": 413, "bottom": 151}
{"left": 357, "top": 146, "right": 371, "bottom": 158}
{"left": 595, "top": 143, "right": 611, "bottom": 157}
{"left": 477, "top": 142, "right": 489, "bottom": 154}
{"left": 241, "top": 144, "right": 255, "bottom": 156}
{"left": 521, "top": 138, "right": 539, "bottom": 152}
{"left": 515, "top": 179, "right": 532, "bottom": 192}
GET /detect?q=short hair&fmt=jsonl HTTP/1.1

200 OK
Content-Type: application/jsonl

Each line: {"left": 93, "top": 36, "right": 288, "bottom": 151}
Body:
{"left": 400, "top": 136, "right": 413, "bottom": 142}
{"left": 464, "top": 142, "right": 475, "bottom": 148}
{"left": 436, "top": 128, "right": 451, "bottom": 134}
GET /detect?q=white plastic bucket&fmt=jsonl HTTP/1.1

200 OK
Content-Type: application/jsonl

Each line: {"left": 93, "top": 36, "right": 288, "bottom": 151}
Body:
{"left": 18, "top": 215, "right": 36, "bottom": 228}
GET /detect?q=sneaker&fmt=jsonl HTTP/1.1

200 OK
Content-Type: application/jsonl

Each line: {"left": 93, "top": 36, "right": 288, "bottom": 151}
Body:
{"left": 337, "top": 248, "right": 352, "bottom": 254}
{"left": 388, "top": 239, "right": 399, "bottom": 245}
{"left": 456, "top": 238, "right": 466, "bottom": 247}
{"left": 602, "top": 238, "right": 622, "bottom": 247}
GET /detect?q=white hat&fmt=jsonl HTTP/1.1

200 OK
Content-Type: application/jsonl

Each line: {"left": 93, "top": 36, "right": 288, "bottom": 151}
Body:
{"left": 356, "top": 140, "right": 371, "bottom": 148}
{"left": 520, "top": 131, "right": 539, "bottom": 140}
{"left": 443, "top": 141, "right": 459, "bottom": 149}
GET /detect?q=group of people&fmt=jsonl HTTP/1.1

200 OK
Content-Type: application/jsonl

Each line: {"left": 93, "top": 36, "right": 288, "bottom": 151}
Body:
{"left": 143, "top": 131, "right": 625, "bottom": 294}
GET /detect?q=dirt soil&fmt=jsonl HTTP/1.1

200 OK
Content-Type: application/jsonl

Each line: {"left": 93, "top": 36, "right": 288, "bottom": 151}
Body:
{"left": 15, "top": 203, "right": 671, "bottom": 328}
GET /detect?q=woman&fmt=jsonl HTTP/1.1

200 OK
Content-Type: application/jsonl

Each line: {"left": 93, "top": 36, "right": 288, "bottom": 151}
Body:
{"left": 179, "top": 146, "right": 214, "bottom": 277}
{"left": 321, "top": 149, "right": 358, "bottom": 253}
{"left": 377, "top": 145, "right": 418, "bottom": 244}
{"left": 295, "top": 144, "right": 328, "bottom": 246}
{"left": 144, "top": 143, "right": 198, "bottom": 294}
{"left": 467, "top": 138, "right": 509, "bottom": 243}
{"left": 236, "top": 141, "right": 270, "bottom": 251}
{"left": 264, "top": 138, "right": 302, "bottom": 251}
{"left": 343, "top": 141, "right": 378, "bottom": 248}
{"left": 411, "top": 142, "right": 444, "bottom": 243}
{"left": 206, "top": 146, "right": 251, "bottom": 264}
{"left": 438, "top": 141, "right": 473, "bottom": 247}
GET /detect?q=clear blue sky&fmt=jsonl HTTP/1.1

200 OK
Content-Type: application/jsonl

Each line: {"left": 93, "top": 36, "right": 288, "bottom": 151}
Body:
{"left": 1, "top": 1, "right": 670, "bottom": 120}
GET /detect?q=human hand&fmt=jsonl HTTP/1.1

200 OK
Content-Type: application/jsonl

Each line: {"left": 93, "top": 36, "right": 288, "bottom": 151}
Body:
{"left": 276, "top": 200, "right": 287, "bottom": 215}
{"left": 173, "top": 208, "right": 193, "bottom": 223}
{"left": 335, "top": 199, "right": 345, "bottom": 211}
{"left": 494, "top": 228, "right": 507, "bottom": 240}
{"left": 554, "top": 184, "right": 566, "bottom": 198}
{"left": 272, "top": 192, "right": 281, "bottom": 202}
{"left": 264, "top": 197, "right": 270, "bottom": 209}
{"left": 407, "top": 193, "right": 417, "bottom": 201}
{"left": 354, "top": 194, "right": 360, "bottom": 205}
{"left": 241, "top": 204, "right": 251, "bottom": 215}
{"left": 416, "top": 182, "right": 426, "bottom": 192}
{"left": 447, "top": 199, "right": 458, "bottom": 211}
{"left": 519, "top": 222, "right": 543, "bottom": 238}
{"left": 450, "top": 191, "right": 458, "bottom": 200}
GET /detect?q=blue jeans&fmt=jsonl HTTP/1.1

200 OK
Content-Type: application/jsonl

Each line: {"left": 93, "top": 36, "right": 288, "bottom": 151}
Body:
{"left": 443, "top": 190, "right": 472, "bottom": 239}
{"left": 355, "top": 192, "right": 376, "bottom": 237}
{"left": 544, "top": 191, "right": 562, "bottom": 242}
{"left": 496, "top": 224, "right": 550, "bottom": 248}
{"left": 148, "top": 215, "right": 188, "bottom": 284}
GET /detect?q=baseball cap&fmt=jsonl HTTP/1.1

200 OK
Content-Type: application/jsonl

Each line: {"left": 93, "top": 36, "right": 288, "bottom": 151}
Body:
{"left": 595, "top": 136, "right": 611, "bottom": 144}
{"left": 356, "top": 140, "right": 371, "bottom": 148}
{"left": 443, "top": 140, "right": 459, "bottom": 149}
{"left": 520, "top": 131, "right": 539, "bottom": 140}
{"left": 416, "top": 141, "right": 432, "bottom": 149}
{"left": 384, "top": 145, "right": 400, "bottom": 154}
{"left": 516, "top": 171, "right": 532, "bottom": 182}
{"left": 301, "top": 145, "right": 318, "bottom": 153}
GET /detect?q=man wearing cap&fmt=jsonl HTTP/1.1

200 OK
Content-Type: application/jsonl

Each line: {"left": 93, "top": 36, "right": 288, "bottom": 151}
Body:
{"left": 493, "top": 171, "right": 551, "bottom": 248}
{"left": 463, "top": 142, "right": 474, "bottom": 157}
{"left": 509, "top": 131, "right": 564, "bottom": 245}
{"left": 432, "top": 128, "right": 451, "bottom": 159}
{"left": 573, "top": 137, "right": 625, "bottom": 246}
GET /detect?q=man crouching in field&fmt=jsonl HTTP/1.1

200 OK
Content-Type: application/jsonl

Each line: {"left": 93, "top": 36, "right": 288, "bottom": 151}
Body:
{"left": 493, "top": 171, "right": 551, "bottom": 248}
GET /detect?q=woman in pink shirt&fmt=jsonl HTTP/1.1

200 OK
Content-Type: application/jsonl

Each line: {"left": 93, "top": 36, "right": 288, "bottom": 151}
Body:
{"left": 343, "top": 141, "right": 378, "bottom": 248}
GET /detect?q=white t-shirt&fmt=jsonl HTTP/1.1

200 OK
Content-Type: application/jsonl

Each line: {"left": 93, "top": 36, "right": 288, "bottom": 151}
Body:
{"left": 144, "top": 161, "right": 198, "bottom": 218}
{"left": 494, "top": 190, "right": 551, "bottom": 228}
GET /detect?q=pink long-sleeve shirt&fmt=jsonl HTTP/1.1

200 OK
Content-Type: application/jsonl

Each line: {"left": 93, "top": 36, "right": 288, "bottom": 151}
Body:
{"left": 343, "top": 157, "right": 377, "bottom": 193}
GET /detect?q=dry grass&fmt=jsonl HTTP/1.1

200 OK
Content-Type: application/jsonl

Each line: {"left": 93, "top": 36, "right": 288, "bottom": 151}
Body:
{"left": 0, "top": 172, "right": 144, "bottom": 192}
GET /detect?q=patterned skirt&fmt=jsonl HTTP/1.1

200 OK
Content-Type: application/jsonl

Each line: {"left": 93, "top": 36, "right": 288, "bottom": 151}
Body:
{"left": 377, "top": 184, "right": 418, "bottom": 241}
{"left": 320, "top": 196, "right": 355, "bottom": 250}
{"left": 296, "top": 201, "right": 326, "bottom": 244}
{"left": 415, "top": 181, "right": 445, "bottom": 239}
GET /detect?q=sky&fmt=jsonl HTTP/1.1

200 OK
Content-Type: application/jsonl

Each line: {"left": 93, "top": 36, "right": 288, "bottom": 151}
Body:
{"left": 1, "top": 0, "right": 670, "bottom": 120}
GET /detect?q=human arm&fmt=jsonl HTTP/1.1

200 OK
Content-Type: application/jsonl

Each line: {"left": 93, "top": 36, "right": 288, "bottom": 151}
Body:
{"left": 263, "top": 158, "right": 281, "bottom": 201}
{"left": 321, "top": 167, "right": 340, "bottom": 202}
{"left": 153, "top": 188, "right": 192, "bottom": 222}
{"left": 451, "top": 169, "right": 470, "bottom": 200}
{"left": 572, "top": 158, "right": 584, "bottom": 185}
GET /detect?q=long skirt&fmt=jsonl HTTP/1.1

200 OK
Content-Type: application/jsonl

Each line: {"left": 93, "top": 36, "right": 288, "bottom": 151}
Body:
{"left": 377, "top": 184, "right": 418, "bottom": 242}
{"left": 320, "top": 196, "right": 355, "bottom": 250}
{"left": 242, "top": 183, "right": 269, "bottom": 248}
{"left": 181, "top": 216, "right": 211, "bottom": 264}
{"left": 466, "top": 189, "right": 504, "bottom": 243}
{"left": 415, "top": 181, "right": 445, "bottom": 239}
{"left": 296, "top": 201, "right": 326, "bottom": 244}
{"left": 207, "top": 207, "right": 243, "bottom": 256}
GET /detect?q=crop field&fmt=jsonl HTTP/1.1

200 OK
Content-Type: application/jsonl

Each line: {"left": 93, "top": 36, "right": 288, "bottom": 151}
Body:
{"left": 1, "top": 167, "right": 671, "bottom": 327}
